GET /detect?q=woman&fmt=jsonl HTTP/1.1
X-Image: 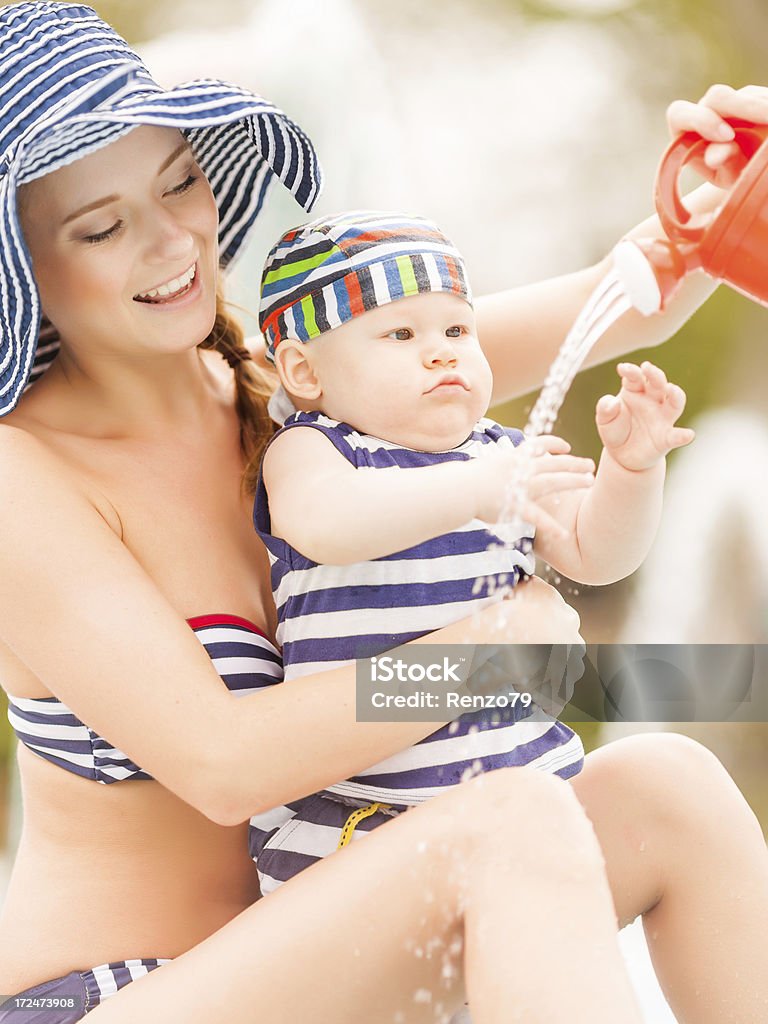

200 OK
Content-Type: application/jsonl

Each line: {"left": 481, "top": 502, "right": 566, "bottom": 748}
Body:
{"left": 0, "top": 5, "right": 766, "bottom": 1022}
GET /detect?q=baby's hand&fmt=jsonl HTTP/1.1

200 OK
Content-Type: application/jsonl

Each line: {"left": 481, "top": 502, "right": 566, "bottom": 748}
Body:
{"left": 596, "top": 361, "right": 695, "bottom": 472}
{"left": 474, "top": 434, "right": 594, "bottom": 537}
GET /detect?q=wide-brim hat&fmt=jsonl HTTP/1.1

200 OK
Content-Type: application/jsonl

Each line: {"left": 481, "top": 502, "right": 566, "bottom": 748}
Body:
{"left": 0, "top": 2, "right": 323, "bottom": 416}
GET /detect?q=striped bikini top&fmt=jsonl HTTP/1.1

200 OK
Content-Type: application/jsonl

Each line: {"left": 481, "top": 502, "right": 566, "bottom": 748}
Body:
{"left": 5, "top": 615, "right": 282, "bottom": 784}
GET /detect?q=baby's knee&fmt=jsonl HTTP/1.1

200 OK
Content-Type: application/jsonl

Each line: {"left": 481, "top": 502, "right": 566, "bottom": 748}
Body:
{"left": 593, "top": 731, "right": 724, "bottom": 794}
{"left": 453, "top": 767, "right": 606, "bottom": 876}
{"left": 587, "top": 732, "right": 762, "bottom": 838}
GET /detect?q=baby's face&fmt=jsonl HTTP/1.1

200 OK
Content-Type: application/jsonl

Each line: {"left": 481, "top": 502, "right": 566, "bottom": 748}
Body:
{"left": 305, "top": 292, "right": 493, "bottom": 451}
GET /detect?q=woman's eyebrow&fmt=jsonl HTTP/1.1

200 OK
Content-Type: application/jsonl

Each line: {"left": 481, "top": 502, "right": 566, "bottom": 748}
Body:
{"left": 157, "top": 139, "right": 193, "bottom": 175}
{"left": 62, "top": 141, "right": 193, "bottom": 225}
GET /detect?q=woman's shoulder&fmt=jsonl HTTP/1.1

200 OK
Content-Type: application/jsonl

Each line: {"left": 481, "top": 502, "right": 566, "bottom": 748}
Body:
{"left": 0, "top": 419, "right": 122, "bottom": 537}
{"left": 0, "top": 417, "right": 52, "bottom": 467}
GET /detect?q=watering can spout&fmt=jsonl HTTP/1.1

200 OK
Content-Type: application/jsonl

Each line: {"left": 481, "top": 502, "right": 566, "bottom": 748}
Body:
{"left": 613, "top": 237, "right": 698, "bottom": 316}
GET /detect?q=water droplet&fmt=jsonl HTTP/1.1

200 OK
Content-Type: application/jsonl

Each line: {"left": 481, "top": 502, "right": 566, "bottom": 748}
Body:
{"left": 413, "top": 989, "right": 433, "bottom": 1004}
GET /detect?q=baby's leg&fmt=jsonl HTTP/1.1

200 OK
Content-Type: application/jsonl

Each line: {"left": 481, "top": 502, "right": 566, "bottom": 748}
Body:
{"left": 571, "top": 732, "right": 768, "bottom": 1023}
{"left": 87, "top": 768, "right": 642, "bottom": 1024}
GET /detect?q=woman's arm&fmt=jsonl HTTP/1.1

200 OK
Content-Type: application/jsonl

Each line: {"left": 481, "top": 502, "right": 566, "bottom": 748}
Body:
{"left": 477, "top": 189, "right": 719, "bottom": 406}
{"left": 481, "top": 83, "right": 768, "bottom": 404}
{"left": 0, "top": 427, "right": 582, "bottom": 827}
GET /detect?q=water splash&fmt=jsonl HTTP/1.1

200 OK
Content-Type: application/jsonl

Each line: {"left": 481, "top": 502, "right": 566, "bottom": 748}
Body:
{"left": 473, "top": 269, "right": 632, "bottom": 608}
{"left": 524, "top": 268, "right": 632, "bottom": 438}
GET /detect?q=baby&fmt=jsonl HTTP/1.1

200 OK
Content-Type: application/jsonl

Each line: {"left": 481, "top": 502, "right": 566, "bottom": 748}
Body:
{"left": 249, "top": 211, "right": 694, "bottom": 894}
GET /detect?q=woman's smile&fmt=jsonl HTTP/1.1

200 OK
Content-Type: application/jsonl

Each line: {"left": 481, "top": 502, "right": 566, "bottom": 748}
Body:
{"left": 133, "top": 261, "right": 203, "bottom": 309}
{"left": 134, "top": 261, "right": 198, "bottom": 304}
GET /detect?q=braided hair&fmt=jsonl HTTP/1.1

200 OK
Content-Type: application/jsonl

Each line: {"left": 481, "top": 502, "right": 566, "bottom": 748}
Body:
{"left": 199, "top": 290, "right": 278, "bottom": 494}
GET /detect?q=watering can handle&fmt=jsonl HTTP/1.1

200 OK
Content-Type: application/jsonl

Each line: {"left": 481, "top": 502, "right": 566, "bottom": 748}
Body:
{"left": 654, "top": 118, "right": 766, "bottom": 243}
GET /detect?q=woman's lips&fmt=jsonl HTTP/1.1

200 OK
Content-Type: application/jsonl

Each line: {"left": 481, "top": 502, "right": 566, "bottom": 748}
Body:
{"left": 134, "top": 262, "right": 197, "bottom": 304}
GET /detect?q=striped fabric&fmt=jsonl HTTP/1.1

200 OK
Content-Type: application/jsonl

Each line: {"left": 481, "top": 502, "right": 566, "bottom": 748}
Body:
{"left": 253, "top": 411, "right": 585, "bottom": 812}
{"left": 250, "top": 792, "right": 398, "bottom": 896}
{"left": 259, "top": 210, "right": 471, "bottom": 360}
{"left": 6, "top": 614, "right": 282, "bottom": 784}
{"left": 82, "top": 960, "right": 171, "bottom": 1011}
{"left": 0, "top": 2, "right": 322, "bottom": 413}
{"left": 0, "top": 959, "right": 171, "bottom": 1022}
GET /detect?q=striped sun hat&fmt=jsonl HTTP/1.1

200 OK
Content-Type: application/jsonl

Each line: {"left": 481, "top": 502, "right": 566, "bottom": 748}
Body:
{"left": 259, "top": 210, "right": 471, "bottom": 361}
{"left": 0, "top": 2, "right": 323, "bottom": 417}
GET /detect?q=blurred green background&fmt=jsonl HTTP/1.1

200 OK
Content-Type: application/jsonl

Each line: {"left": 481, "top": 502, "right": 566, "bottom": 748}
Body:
{"left": 2, "top": 0, "right": 768, "bottom": 854}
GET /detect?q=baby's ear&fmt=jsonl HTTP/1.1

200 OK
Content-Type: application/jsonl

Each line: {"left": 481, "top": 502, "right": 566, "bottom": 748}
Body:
{"left": 274, "top": 339, "right": 321, "bottom": 401}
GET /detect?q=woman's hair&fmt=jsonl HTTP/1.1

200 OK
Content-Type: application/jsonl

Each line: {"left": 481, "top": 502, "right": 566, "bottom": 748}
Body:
{"left": 199, "top": 292, "right": 277, "bottom": 494}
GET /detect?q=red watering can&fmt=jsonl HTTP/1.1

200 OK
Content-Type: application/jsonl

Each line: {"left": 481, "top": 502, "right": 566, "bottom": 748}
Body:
{"left": 613, "top": 119, "right": 768, "bottom": 314}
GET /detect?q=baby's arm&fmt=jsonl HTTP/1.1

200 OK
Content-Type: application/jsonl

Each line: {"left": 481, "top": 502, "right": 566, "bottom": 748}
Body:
{"left": 534, "top": 361, "right": 695, "bottom": 585}
{"left": 262, "top": 426, "right": 595, "bottom": 565}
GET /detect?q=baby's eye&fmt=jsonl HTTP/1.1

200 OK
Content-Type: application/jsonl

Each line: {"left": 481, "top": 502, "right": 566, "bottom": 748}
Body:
{"left": 82, "top": 220, "right": 123, "bottom": 245}
{"left": 446, "top": 325, "right": 467, "bottom": 338}
{"left": 166, "top": 173, "right": 198, "bottom": 197}
{"left": 387, "top": 328, "right": 413, "bottom": 341}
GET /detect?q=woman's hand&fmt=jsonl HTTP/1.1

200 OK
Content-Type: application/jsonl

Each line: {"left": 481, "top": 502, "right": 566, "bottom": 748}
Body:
{"left": 472, "top": 574, "right": 584, "bottom": 646}
{"left": 468, "top": 576, "right": 585, "bottom": 716}
{"left": 666, "top": 84, "right": 768, "bottom": 188}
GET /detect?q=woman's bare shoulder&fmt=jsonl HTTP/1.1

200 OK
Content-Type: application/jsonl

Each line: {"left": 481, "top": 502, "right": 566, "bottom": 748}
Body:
{"left": 0, "top": 419, "right": 122, "bottom": 535}
{"left": 0, "top": 418, "right": 57, "bottom": 468}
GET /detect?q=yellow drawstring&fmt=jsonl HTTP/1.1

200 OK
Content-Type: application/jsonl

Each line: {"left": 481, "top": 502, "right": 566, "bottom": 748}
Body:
{"left": 337, "top": 801, "right": 392, "bottom": 849}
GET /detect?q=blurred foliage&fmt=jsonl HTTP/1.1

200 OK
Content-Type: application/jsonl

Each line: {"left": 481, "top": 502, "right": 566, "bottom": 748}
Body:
{"left": 0, "top": 693, "right": 8, "bottom": 752}
{"left": 0, "top": 690, "right": 9, "bottom": 846}
{"left": 474, "top": 0, "right": 766, "bottom": 86}
{"left": 56, "top": 0, "right": 768, "bottom": 90}
{"left": 566, "top": 720, "right": 603, "bottom": 754}
{"left": 78, "top": 0, "right": 257, "bottom": 44}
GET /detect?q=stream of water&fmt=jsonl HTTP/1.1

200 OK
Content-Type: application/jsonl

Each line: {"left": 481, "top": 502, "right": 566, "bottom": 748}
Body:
{"left": 525, "top": 268, "right": 633, "bottom": 438}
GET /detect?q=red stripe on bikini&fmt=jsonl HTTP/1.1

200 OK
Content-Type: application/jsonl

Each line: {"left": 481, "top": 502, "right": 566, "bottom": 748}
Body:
{"left": 186, "top": 614, "right": 268, "bottom": 638}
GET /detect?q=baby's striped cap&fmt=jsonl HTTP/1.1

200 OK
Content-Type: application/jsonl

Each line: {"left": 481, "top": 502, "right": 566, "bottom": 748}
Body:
{"left": 259, "top": 211, "right": 471, "bottom": 361}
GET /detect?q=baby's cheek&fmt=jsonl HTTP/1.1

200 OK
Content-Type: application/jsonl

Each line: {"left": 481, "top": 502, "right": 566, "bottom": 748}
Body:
{"left": 474, "top": 357, "right": 495, "bottom": 406}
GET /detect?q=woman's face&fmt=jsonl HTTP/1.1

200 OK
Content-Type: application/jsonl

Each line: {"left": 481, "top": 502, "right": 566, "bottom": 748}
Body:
{"left": 18, "top": 125, "right": 219, "bottom": 364}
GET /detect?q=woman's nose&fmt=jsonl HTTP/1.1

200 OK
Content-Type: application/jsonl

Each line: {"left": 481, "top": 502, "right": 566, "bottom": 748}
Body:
{"left": 145, "top": 208, "right": 195, "bottom": 263}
